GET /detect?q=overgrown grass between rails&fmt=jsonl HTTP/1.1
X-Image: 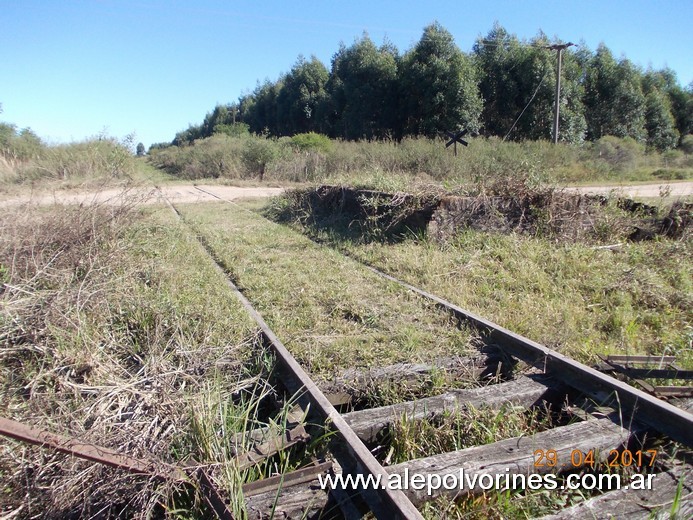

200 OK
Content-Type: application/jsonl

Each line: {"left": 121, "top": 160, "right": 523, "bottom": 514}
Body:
{"left": 0, "top": 199, "right": 288, "bottom": 518}
{"left": 175, "top": 201, "right": 480, "bottom": 388}
{"left": 250, "top": 196, "right": 692, "bottom": 369}
{"left": 388, "top": 403, "right": 631, "bottom": 519}
{"left": 398, "top": 403, "right": 675, "bottom": 520}
{"left": 386, "top": 402, "right": 560, "bottom": 465}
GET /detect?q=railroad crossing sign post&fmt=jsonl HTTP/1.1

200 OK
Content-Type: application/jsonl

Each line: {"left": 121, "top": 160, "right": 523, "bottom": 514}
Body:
{"left": 445, "top": 129, "right": 468, "bottom": 156}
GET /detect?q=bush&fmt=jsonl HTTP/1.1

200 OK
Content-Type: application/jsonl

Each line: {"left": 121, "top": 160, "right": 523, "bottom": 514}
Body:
{"left": 241, "top": 137, "right": 281, "bottom": 180}
{"left": 1, "top": 133, "right": 136, "bottom": 184}
{"left": 145, "top": 132, "right": 692, "bottom": 185}
{"left": 213, "top": 122, "right": 250, "bottom": 138}
{"left": 0, "top": 123, "right": 43, "bottom": 162}
{"left": 591, "top": 135, "right": 645, "bottom": 172}
{"left": 652, "top": 168, "right": 691, "bottom": 180}
{"left": 288, "top": 132, "right": 332, "bottom": 153}
{"left": 32, "top": 139, "right": 135, "bottom": 180}
{"left": 680, "top": 135, "right": 693, "bottom": 155}
{"left": 148, "top": 134, "right": 244, "bottom": 179}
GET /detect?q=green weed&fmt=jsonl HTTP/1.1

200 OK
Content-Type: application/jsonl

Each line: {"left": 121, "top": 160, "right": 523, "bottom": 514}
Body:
{"left": 388, "top": 403, "right": 556, "bottom": 464}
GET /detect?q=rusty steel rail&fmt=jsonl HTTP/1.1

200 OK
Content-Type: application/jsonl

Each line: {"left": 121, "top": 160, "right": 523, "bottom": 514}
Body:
{"left": 193, "top": 466, "right": 236, "bottom": 520}
{"left": 601, "top": 354, "right": 693, "bottom": 378}
{"left": 0, "top": 417, "right": 238, "bottom": 519}
{"left": 163, "top": 194, "right": 424, "bottom": 520}
{"left": 0, "top": 416, "right": 185, "bottom": 481}
{"left": 362, "top": 265, "right": 693, "bottom": 447}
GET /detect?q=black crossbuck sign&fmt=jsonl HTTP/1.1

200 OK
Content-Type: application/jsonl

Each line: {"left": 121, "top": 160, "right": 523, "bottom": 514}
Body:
{"left": 445, "top": 129, "right": 468, "bottom": 156}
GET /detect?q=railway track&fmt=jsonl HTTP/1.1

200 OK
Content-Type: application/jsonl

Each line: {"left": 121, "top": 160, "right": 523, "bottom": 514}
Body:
{"left": 5, "top": 189, "right": 686, "bottom": 518}
{"left": 0, "top": 188, "right": 693, "bottom": 519}
{"left": 167, "top": 185, "right": 692, "bottom": 519}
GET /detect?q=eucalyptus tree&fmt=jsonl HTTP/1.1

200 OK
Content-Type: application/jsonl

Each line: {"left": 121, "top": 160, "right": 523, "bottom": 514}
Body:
{"left": 643, "top": 88, "right": 679, "bottom": 150}
{"left": 505, "top": 32, "right": 556, "bottom": 141}
{"left": 643, "top": 69, "right": 691, "bottom": 144}
{"left": 473, "top": 23, "right": 525, "bottom": 137}
{"left": 669, "top": 81, "right": 693, "bottom": 140}
{"left": 473, "top": 25, "right": 585, "bottom": 143}
{"left": 641, "top": 69, "right": 680, "bottom": 150}
{"left": 240, "top": 79, "right": 283, "bottom": 135}
{"left": 327, "top": 35, "right": 399, "bottom": 140}
{"left": 172, "top": 124, "right": 203, "bottom": 146}
{"left": 275, "top": 55, "right": 330, "bottom": 135}
{"left": 517, "top": 34, "right": 586, "bottom": 143}
{"left": 584, "top": 44, "right": 646, "bottom": 141}
{"left": 553, "top": 45, "right": 587, "bottom": 143}
{"left": 398, "top": 22, "right": 482, "bottom": 138}
{"left": 197, "top": 104, "right": 230, "bottom": 138}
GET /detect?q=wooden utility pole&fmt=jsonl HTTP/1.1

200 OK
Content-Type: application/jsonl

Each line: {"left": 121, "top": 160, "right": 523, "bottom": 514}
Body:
{"left": 547, "top": 42, "right": 574, "bottom": 144}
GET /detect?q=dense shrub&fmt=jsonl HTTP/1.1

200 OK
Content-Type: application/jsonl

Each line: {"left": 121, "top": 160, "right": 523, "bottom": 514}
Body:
{"left": 213, "top": 122, "right": 250, "bottom": 138}
{"left": 288, "top": 132, "right": 332, "bottom": 153}
{"left": 149, "top": 134, "right": 244, "bottom": 179}
{"left": 0, "top": 124, "right": 43, "bottom": 162}
{"left": 681, "top": 135, "right": 693, "bottom": 155}
{"left": 240, "top": 136, "right": 282, "bottom": 180}
{"left": 592, "top": 136, "right": 645, "bottom": 172}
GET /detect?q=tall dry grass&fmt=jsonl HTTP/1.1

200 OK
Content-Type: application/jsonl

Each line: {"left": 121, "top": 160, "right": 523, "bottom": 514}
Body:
{"left": 0, "top": 197, "right": 264, "bottom": 518}
{"left": 1, "top": 137, "right": 138, "bottom": 189}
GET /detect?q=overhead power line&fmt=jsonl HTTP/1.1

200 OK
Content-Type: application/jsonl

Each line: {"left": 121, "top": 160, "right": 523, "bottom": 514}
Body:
{"left": 477, "top": 40, "right": 550, "bottom": 48}
{"left": 503, "top": 67, "right": 551, "bottom": 141}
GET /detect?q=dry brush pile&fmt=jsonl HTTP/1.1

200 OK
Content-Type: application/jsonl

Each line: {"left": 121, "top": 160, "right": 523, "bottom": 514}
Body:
{"left": 270, "top": 182, "right": 692, "bottom": 244}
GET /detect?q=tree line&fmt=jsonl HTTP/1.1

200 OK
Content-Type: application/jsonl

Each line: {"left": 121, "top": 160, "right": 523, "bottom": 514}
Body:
{"left": 163, "top": 22, "right": 691, "bottom": 151}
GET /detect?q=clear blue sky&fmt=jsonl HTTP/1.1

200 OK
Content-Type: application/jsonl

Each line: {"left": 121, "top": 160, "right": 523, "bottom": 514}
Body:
{"left": 2, "top": 0, "right": 691, "bottom": 148}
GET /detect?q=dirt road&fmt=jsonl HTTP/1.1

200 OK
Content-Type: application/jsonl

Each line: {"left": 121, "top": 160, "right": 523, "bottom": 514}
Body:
{"left": 568, "top": 181, "right": 692, "bottom": 198}
{"left": 1, "top": 181, "right": 690, "bottom": 208}
{"left": 0, "top": 184, "right": 285, "bottom": 207}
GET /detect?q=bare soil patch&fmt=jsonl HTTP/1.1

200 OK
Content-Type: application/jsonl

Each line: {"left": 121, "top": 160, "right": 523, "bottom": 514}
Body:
{"left": 1, "top": 182, "right": 690, "bottom": 208}
{"left": 0, "top": 184, "right": 285, "bottom": 207}
{"left": 568, "top": 181, "right": 693, "bottom": 198}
